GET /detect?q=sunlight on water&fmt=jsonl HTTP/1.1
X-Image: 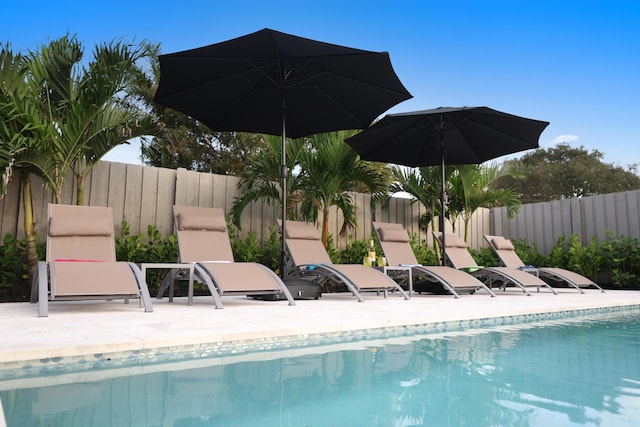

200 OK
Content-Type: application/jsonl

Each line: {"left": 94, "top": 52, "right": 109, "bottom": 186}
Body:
{"left": 1, "top": 312, "right": 639, "bottom": 426}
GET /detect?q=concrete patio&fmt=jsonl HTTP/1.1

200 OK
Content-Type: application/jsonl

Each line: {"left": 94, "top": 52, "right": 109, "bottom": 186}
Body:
{"left": 1, "top": 288, "right": 639, "bottom": 369}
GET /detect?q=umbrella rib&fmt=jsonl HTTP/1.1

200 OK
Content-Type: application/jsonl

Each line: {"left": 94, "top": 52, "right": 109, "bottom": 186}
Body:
{"left": 454, "top": 115, "right": 541, "bottom": 160}
{"left": 282, "top": 55, "right": 411, "bottom": 97}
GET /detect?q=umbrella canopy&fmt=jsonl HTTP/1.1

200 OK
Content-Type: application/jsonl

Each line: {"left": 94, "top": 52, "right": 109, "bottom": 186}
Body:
{"left": 345, "top": 106, "right": 549, "bottom": 265}
{"left": 153, "top": 28, "right": 412, "bottom": 277}
{"left": 154, "top": 28, "right": 412, "bottom": 138}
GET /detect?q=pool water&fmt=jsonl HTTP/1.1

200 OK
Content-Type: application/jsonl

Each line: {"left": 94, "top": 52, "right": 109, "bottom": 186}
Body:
{"left": 1, "top": 311, "right": 639, "bottom": 426}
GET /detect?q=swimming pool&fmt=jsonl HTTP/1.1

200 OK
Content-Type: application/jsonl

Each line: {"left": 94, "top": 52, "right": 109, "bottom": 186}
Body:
{"left": 1, "top": 309, "right": 639, "bottom": 426}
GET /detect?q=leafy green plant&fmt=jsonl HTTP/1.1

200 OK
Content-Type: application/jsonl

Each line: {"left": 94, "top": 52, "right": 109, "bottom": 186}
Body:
{"left": 469, "top": 246, "right": 499, "bottom": 267}
{"left": 599, "top": 232, "right": 640, "bottom": 287}
{"left": 325, "top": 234, "right": 340, "bottom": 264}
{"left": 547, "top": 235, "right": 569, "bottom": 268}
{"left": 115, "top": 221, "right": 147, "bottom": 263}
{"left": 566, "top": 234, "right": 601, "bottom": 280}
{"left": 229, "top": 228, "right": 264, "bottom": 263}
{"left": 0, "top": 234, "right": 28, "bottom": 290}
{"left": 258, "top": 226, "right": 282, "bottom": 272}
{"left": 512, "top": 239, "right": 549, "bottom": 267}
{"left": 0, "top": 234, "right": 44, "bottom": 299}
{"left": 115, "top": 221, "right": 179, "bottom": 291}
{"left": 409, "top": 234, "right": 438, "bottom": 266}
{"left": 338, "top": 238, "right": 370, "bottom": 264}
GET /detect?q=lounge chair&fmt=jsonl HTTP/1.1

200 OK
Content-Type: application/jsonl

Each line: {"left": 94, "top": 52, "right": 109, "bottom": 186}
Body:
{"left": 32, "top": 203, "right": 153, "bottom": 317}
{"left": 484, "top": 234, "right": 605, "bottom": 293}
{"left": 171, "top": 205, "right": 295, "bottom": 308}
{"left": 372, "top": 222, "right": 495, "bottom": 298}
{"left": 280, "top": 220, "right": 409, "bottom": 302}
{"left": 434, "top": 232, "right": 557, "bottom": 296}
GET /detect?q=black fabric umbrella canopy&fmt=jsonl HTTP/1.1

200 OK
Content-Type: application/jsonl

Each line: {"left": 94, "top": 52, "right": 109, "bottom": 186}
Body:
{"left": 345, "top": 106, "right": 549, "bottom": 265}
{"left": 153, "top": 28, "right": 412, "bottom": 277}
{"left": 154, "top": 28, "right": 412, "bottom": 138}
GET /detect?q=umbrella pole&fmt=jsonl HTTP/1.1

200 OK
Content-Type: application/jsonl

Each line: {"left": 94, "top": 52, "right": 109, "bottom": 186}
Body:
{"left": 439, "top": 127, "right": 447, "bottom": 267}
{"left": 280, "top": 98, "right": 288, "bottom": 280}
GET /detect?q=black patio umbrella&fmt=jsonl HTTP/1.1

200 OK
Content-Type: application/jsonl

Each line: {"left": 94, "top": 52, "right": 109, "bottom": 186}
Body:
{"left": 153, "top": 28, "right": 412, "bottom": 278}
{"left": 345, "top": 106, "right": 549, "bottom": 266}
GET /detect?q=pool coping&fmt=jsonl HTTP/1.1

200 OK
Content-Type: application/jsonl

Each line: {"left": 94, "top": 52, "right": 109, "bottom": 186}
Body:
{"left": 2, "top": 301, "right": 638, "bottom": 382}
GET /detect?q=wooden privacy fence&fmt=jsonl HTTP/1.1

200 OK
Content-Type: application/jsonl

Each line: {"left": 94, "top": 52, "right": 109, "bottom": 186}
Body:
{"left": 0, "top": 161, "right": 473, "bottom": 249}
{"left": 1, "top": 160, "right": 637, "bottom": 254}
{"left": 491, "top": 189, "right": 640, "bottom": 254}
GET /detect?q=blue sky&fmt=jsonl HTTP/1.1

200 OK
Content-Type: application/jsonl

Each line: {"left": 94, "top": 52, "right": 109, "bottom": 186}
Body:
{"left": 2, "top": 0, "right": 639, "bottom": 168}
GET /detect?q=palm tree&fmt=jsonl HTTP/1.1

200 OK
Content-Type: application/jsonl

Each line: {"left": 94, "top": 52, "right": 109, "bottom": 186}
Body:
{"left": 26, "top": 35, "right": 150, "bottom": 205}
{"left": 295, "top": 130, "right": 390, "bottom": 247}
{"left": 447, "top": 163, "right": 521, "bottom": 241}
{"left": 390, "top": 166, "right": 442, "bottom": 231}
{"left": 230, "top": 134, "right": 307, "bottom": 228}
{"left": 389, "top": 165, "right": 451, "bottom": 259}
{"left": 230, "top": 130, "right": 390, "bottom": 248}
{"left": 389, "top": 163, "right": 521, "bottom": 247}
{"left": 0, "top": 35, "right": 150, "bottom": 288}
{"left": 1, "top": 43, "right": 56, "bottom": 289}
{"left": 0, "top": 45, "right": 31, "bottom": 196}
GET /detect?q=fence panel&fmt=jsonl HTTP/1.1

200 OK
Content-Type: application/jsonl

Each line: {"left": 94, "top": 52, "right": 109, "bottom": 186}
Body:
{"left": 492, "top": 190, "right": 640, "bottom": 253}
{"left": 3, "top": 161, "right": 640, "bottom": 256}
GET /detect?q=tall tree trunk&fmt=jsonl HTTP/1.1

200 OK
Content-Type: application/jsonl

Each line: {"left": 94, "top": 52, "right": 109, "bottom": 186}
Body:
{"left": 76, "top": 173, "right": 84, "bottom": 206}
{"left": 322, "top": 208, "right": 329, "bottom": 249}
{"left": 463, "top": 215, "right": 471, "bottom": 243}
{"left": 22, "top": 173, "right": 38, "bottom": 298}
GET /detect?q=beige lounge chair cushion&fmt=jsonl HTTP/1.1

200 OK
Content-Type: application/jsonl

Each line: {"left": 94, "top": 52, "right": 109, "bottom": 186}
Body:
{"left": 373, "top": 222, "right": 418, "bottom": 266}
{"left": 177, "top": 212, "right": 226, "bottom": 231}
{"left": 378, "top": 227, "right": 410, "bottom": 243}
{"left": 50, "top": 261, "right": 139, "bottom": 296}
{"left": 199, "top": 262, "right": 281, "bottom": 292}
{"left": 492, "top": 236, "right": 515, "bottom": 250}
{"left": 47, "top": 205, "right": 117, "bottom": 262}
{"left": 445, "top": 234, "right": 467, "bottom": 248}
{"left": 285, "top": 221, "right": 321, "bottom": 240}
{"left": 48, "top": 216, "right": 112, "bottom": 237}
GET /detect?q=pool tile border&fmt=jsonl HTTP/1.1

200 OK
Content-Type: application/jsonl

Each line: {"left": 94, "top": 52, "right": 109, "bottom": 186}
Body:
{"left": 1, "top": 304, "right": 639, "bottom": 380}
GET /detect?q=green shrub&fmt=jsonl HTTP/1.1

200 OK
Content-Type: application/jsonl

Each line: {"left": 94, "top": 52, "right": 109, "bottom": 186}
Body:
{"left": 146, "top": 225, "right": 178, "bottom": 265}
{"left": 566, "top": 234, "right": 601, "bottom": 280}
{"left": 0, "top": 234, "right": 45, "bottom": 299}
{"left": 547, "top": 235, "right": 570, "bottom": 268}
{"left": 116, "top": 222, "right": 179, "bottom": 263}
{"left": 0, "top": 234, "right": 28, "bottom": 291}
{"left": 257, "top": 225, "right": 282, "bottom": 272}
{"left": 229, "top": 229, "right": 263, "bottom": 263}
{"left": 512, "top": 239, "right": 549, "bottom": 266}
{"left": 338, "top": 238, "right": 370, "bottom": 264}
{"left": 470, "top": 246, "right": 499, "bottom": 267}
{"left": 115, "top": 221, "right": 179, "bottom": 291}
{"left": 409, "top": 234, "right": 438, "bottom": 266}
{"left": 325, "top": 234, "right": 340, "bottom": 264}
{"left": 600, "top": 232, "right": 640, "bottom": 287}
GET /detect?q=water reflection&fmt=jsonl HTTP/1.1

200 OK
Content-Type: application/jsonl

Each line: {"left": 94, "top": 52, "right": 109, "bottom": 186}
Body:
{"left": 1, "top": 314, "right": 639, "bottom": 426}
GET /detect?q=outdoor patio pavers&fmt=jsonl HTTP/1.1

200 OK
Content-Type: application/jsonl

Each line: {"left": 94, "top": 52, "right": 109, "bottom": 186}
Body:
{"left": 1, "top": 289, "right": 639, "bottom": 366}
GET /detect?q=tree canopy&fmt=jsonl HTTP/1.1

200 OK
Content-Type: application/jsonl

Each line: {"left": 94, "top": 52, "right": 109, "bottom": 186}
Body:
{"left": 503, "top": 143, "right": 640, "bottom": 203}
{"left": 136, "top": 44, "right": 267, "bottom": 175}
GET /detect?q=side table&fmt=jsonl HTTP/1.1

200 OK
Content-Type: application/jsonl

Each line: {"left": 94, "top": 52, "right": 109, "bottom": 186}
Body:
{"left": 382, "top": 265, "right": 414, "bottom": 297}
{"left": 141, "top": 263, "right": 196, "bottom": 305}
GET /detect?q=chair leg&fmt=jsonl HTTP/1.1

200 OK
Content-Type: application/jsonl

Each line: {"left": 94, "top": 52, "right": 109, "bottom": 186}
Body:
{"left": 193, "top": 264, "right": 224, "bottom": 309}
{"left": 36, "top": 262, "right": 49, "bottom": 317}
{"left": 128, "top": 263, "right": 154, "bottom": 312}
{"left": 257, "top": 264, "right": 296, "bottom": 306}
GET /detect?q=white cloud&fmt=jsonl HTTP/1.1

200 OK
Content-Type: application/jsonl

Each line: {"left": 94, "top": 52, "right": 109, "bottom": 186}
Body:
{"left": 551, "top": 134, "right": 579, "bottom": 144}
